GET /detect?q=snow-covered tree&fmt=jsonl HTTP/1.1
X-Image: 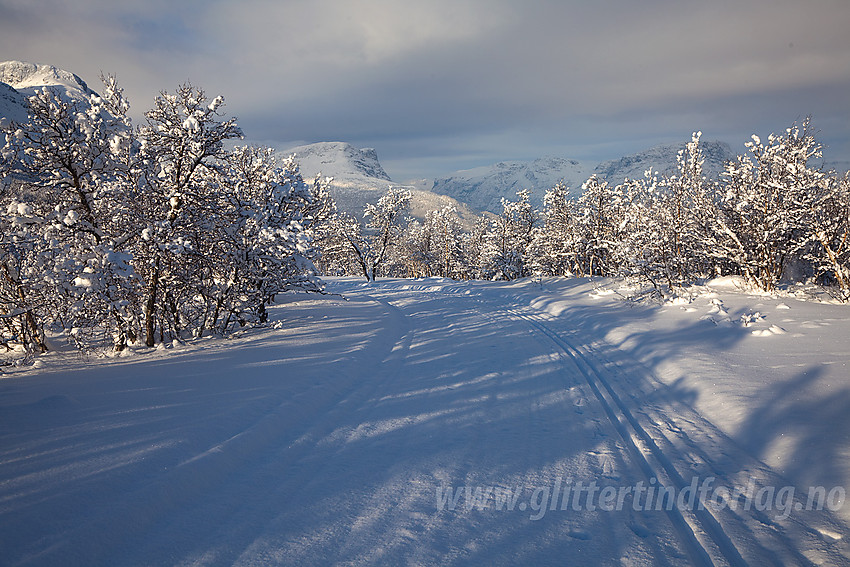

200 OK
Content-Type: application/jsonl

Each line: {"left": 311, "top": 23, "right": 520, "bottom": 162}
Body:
{"left": 658, "top": 132, "right": 720, "bottom": 283}
{"left": 0, "top": 75, "right": 337, "bottom": 355}
{"left": 484, "top": 190, "right": 538, "bottom": 280}
{"left": 457, "top": 215, "right": 490, "bottom": 280}
{"left": 204, "top": 147, "right": 321, "bottom": 332}
{"left": 329, "top": 188, "right": 411, "bottom": 281}
{"left": 530, "top": 182, "right": 577, "bottom": 276}
{"left": 0, "top": 76, "right": 137, "bottom": 351}
{"left": 0, "top": 193, "right": 52, "bottom": 353}
{"left": 714, "top": 119, "right": 823, "bottom": 291}
{"left": 610, "top": 173, "right": 663, "bottom": 285}
{"left": 400, "top": 205, "right": 464, "bottom": 278}
{"left": 570, "top": 176, "right": 630, "bottom": 277}
{"left": 807, "top": 170, "right": 850, "bottom": 298}
{"left": 133, "top": 83, "right": 242, "bottom": 346}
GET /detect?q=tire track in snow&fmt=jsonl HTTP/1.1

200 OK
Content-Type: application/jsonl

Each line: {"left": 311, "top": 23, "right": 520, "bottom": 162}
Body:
{"left": 179, "top": 294, "right": 418, "bottom": 566}
{"left": 378, "top": 283, "right": 692, "bottom": 564}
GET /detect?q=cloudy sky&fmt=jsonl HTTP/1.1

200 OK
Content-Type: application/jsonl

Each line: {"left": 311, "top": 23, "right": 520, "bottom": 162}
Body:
{"left": 2, "top": 0, "right": 848, "bottom": 180}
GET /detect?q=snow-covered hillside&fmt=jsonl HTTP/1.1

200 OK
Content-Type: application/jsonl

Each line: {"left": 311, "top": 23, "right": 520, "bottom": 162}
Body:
{"left": 2, "top": 277, "right": 849, "bottom": 565}
{"left": 0, "top": 60, "right": 104, "bottom": 129}
{"left": 0, "top": 60, "right": 96, "bottom": 105}
{"left": 0, "top": 80, "right": 28, "bottom": 126}
{"left": 592, "top": 139, "right": 736, "bottom": 185}
{"left": 431, "top": 141, "right": 738, "bottom": 213}
{"left": 276, "top": 141, "right": 479, "bottom": 223}
{"left": 431, "top": 156, "right": 593, "bottom": 213}
{"left": 283, "top": 141, "right": 392, "bottom": 183}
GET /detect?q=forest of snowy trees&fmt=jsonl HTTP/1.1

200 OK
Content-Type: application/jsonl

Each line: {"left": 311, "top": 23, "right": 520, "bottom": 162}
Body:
{"left": 2, "top": 76, "right": 849, "bottom": 356}
{"left": 1, "top": 78, "right": 329, "bottom": 354}
{"left": 320, "top": 126, "right": 849, "bottom": 300}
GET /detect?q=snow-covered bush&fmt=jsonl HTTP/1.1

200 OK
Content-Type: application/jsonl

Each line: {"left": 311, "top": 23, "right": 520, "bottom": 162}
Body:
{"left": 483, "top": 190, "right": 537, "bottom": 280}
{"left": 0, "top": 77, "right": 137, "bottom": 352}
{"left": 713, "top": 119, "right": 825, "bottom": 291}
{"left": 322, "top": 188, "right": 411, "bottom": 281}
{"left": 1, "top": 79, "right": 326, "bottom": 354}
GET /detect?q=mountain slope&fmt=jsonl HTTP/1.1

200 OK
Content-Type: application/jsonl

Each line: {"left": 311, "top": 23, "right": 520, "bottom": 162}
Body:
{"left": 431, "top": 156, "right": 593, "bottom": 213}
{"left": 592, "top": 139, "right": 736, "bottom": 184}
{"left": 0, "top": 60, "right": 96, "bottom": 103}
{"left": 277, "top": 141, "right": 479, "bottom": 223}
{"left": 0, "top": 61, "right": 101, "bottom": 127}
{"left": 431, "top": 140, "right": 738, "bottom": 213}
{"left": 283, "top": 141, "right": 392, "bottom": 183}
{"left": 0, "top": 80, "right": 28, "bottom": 126}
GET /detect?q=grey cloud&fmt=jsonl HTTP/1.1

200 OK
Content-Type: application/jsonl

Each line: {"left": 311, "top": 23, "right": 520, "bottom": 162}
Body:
{"left": 1, "top": 0, "right": 848, "bottom": 179}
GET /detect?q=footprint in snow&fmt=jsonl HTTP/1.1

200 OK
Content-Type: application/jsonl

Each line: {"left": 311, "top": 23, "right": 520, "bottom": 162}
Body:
{"left": 571, "top": 392, "right": 586, "bottom": 414}
{"left": 592, "top": 452, "right": 619, "bottom": 480}
{"left": 630, "top": 523, "right": 652, "bottom": 538}
{"left": 700, "top": 314, "right": 732, "bottom": 326}
{"left": 567, "top": 529, "right": 592, "bottom": 540}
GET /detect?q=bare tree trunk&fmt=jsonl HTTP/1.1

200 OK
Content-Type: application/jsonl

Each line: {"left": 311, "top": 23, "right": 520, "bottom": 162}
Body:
{"left": 144, "top": 258, "right": 160, "bottom": 347}
{"left": 1, "top": 262, "right": 47, "bottom": 353}
{"left": 112, "top": 307, "right": 127, "bottom": 352}
{"left": 166, "top": 290, "right": 180, "bottom": 336}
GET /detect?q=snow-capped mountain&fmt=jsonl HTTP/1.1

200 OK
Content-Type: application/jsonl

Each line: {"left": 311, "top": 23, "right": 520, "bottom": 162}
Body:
{"left": 282, "top": 141, "right": 392, "bottom": 183}
{"left": 0, "top": 60, "right": 96, "bottom": 104}
{"left": 431, "top": 140, "right": 738, "bottom": 213}
{"left": 592, "top": 139, "right": 736, "bottom": 185}
{"left": 280, "top": 140, "right": 740, "bottom": 218}
{"left": 274, "top": 141, "right": 397, "bottom": 215}
{"left": 431, "top": 156, "right": 593, "bottom": 213}
{"left": 276, "top": 141, "right": 478, "bottom": 223}
{"left": 0, "top": 61, "right": 100, "bottom": 127}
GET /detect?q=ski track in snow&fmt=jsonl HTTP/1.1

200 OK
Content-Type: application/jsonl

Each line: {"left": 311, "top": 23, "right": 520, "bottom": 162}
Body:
{"left": 1, "top": 277, "right": 849, "bottom": 566}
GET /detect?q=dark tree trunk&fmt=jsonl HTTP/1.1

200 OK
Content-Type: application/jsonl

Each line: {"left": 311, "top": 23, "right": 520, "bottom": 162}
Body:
{"left": 144, "top": 259, "right": 160, "bottom": 347}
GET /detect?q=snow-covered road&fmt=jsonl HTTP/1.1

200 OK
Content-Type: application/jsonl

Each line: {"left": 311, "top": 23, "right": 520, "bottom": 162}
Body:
{"left": 1, "top": 277, "right": 849, "bottom": 565}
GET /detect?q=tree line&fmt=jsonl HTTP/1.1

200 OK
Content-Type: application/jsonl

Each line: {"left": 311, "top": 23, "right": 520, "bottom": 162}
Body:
{"left": 1, "top": 78, "right": 330, "bottom": 355}
{"left": 2, "top": 74, "right": 847, "bottom": 357}
{"left": 318, "top": 125, "right": 849, "bottom": 302}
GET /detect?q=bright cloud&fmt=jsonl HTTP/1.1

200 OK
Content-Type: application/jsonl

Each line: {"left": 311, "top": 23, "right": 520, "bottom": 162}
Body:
{"left": 1, "top": 0, "right": 848, "bottom": 179}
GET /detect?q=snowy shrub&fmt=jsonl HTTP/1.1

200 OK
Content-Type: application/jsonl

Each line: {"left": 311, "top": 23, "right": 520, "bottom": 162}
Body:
{"left": 1, "top": 79, "right": 325, "bottom": 354}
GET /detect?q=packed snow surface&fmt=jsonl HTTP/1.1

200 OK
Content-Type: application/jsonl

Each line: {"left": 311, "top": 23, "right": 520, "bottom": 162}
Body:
{"left": 2, "top": 277, "right": 849, "bottom": 566}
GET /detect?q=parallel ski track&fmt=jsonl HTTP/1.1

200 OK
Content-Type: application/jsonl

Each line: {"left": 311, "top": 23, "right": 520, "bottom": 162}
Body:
{"left": 507, "top": 307, "right": 747, "bottom": 567}
{"left": 358, "top": 282, "right": 849, "bottom": 565}
{"left": 387, "top": 283, "right": 739, "bottom": 565}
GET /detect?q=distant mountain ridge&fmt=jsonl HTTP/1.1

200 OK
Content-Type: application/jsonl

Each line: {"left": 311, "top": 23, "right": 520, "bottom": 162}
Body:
{"left": 0, "top": 60, "right": 790, "bottom": 219}
{"left": 431, "top": 140, "right": 738, "bottom": 213}
{"left": 432, "top": 156, "right": 594, "bottom": 213}
{"left": 277, "top": 140, "right": 733, "bottom": 220}
{"left": 275, "top": 141, "right": 479, "bottom": 223}
{"left": 0, "top": 61, "right": 95, "bottom": 99}
{"left": 592, "top": 139, "right": 735, "bottom": 182}
{"left": 282, "top": 142, "right": 391, "bottom": 183}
